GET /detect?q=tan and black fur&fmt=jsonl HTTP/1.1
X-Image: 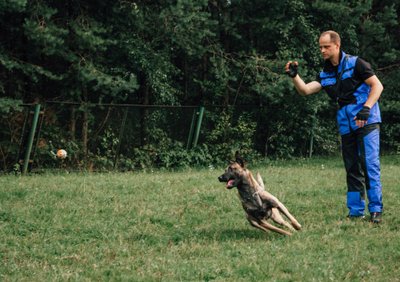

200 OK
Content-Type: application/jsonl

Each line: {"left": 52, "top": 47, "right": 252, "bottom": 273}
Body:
{"left": 218, "top": 156, "right": 301, "bottom": 236}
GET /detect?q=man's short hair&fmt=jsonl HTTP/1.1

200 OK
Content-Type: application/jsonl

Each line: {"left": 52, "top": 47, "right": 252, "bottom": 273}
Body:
{"left": 320, "top": 30, "right": 341, "bottom": 45}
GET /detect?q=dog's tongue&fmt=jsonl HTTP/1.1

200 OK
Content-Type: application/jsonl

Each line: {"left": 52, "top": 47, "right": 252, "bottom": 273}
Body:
{"left": 227, "top": 179, "right": 234, "bottom": 188}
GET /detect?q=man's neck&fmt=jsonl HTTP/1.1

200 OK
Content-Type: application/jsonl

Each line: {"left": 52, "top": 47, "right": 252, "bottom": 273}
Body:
{"left": 330, "top": 51, "right": 342, "bottom": 66}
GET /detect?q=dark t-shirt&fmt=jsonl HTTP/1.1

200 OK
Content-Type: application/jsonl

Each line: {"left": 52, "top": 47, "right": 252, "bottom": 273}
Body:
{"left": 317, "top": 57, "right": 375, "bottom": 85}
{"left": 316, "top": 53, "right": 376, "bottom": 105}
{"left": 354, "top": 58, "right": 375, "bottom": 81}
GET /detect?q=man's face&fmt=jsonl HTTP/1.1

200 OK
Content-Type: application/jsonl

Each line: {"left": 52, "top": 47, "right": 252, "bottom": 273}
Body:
{"left": 319, "top": 34, "right": 340, "bottom": 61}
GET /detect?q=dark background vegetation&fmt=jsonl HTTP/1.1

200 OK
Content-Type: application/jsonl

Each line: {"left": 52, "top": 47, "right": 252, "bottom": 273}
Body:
{"left": 1, "top": 0, "right": 399, "bottom": 171}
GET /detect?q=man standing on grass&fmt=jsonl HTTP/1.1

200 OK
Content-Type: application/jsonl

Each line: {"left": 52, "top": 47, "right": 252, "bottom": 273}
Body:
{"left": 285, "top": 30, "right": 383, "bottom": 223}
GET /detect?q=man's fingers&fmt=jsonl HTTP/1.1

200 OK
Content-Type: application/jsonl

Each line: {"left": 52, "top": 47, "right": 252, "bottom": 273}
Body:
{"left": 355, "top": 119, "right": 368, "bottom": 128}
{"left": 285, "top": 62, "right": 291, "bottom": 71}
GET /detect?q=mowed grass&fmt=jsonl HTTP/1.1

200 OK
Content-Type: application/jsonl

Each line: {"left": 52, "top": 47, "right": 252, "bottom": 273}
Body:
{"left": 0, "top": 156, "right": 399, "bottom": 281}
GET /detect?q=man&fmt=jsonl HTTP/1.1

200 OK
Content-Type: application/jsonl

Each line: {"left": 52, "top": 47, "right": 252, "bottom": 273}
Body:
{"left": 285, "top": 30, "right": 383, "bottom": 223}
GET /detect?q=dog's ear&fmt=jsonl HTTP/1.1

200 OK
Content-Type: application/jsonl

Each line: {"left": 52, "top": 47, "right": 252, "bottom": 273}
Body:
{"left": 236, "top": 157, "right": 245, "bottom": 168}
{"left": 235, "top": 151, "right": 246, "bottom": 168}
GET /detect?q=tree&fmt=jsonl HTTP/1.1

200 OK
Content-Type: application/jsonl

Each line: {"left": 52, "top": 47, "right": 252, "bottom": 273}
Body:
{"left": 0, "top": 0, "right": 399, "bottom": 170}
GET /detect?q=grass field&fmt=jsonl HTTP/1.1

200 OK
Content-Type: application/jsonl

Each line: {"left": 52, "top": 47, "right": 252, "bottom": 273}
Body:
{"left": 1, "top": 155, "right": 399, "bottom": 281}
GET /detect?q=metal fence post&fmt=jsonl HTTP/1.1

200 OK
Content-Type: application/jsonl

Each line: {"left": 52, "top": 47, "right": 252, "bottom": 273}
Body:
{"left": 22, "top": 104, "right": 41, "bottom": 175}
{"left": 114, "top": 107, "right": 129, "bottom": 169}
{"left": 186, "top": 108, "right": 197, "bottom": 150}
{"left": 192, "top": 106, "right": 204, "bottom": 148}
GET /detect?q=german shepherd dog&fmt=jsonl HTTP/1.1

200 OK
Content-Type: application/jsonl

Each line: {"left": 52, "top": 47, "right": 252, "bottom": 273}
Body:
{"left": 218, "top": 155, "right": 302, "bottom": 236}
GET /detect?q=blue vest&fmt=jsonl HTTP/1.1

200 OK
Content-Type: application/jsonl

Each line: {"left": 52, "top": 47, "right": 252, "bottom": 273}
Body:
{"left": 319, "top": 52, "right": 381, "bottom": 135}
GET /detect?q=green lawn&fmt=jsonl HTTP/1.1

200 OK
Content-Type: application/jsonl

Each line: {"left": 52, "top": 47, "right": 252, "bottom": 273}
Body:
{"left": 1, "top": 155, "right": 399, "bottom": 281}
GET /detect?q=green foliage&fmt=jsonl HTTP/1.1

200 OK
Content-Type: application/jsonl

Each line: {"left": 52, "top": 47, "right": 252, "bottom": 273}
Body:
{"left": 130, "top": 140, "right": 213, "bottom": 170}
{"left": 0, "top": 0, "right": 399, "bottom": 170}
{"left": 0, "top": 0, "right": 27, "bottom": 13}
{"left": 23, "top": 4, "right": 67, "bottom": 57}
{"left": 160, "top": 0, "right": 215, "bottom": 57}
{"left": 0, "top": 98, "right": 22, "bottom": 115}
{"left": 380, "top": 70, "right": 400, "bottom": 153}
{"left": 206, "top": 110, "right": 260, "bottom": 163}
{"left": 0, "top": 99, "right": 23, "bottom": 172}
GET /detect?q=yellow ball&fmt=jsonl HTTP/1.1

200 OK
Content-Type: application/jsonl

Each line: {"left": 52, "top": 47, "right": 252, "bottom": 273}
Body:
{"left": 56, "top": 149, "right": 67, "bottom": 159}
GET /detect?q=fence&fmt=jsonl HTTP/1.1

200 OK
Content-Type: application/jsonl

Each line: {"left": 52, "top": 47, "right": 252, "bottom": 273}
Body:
{"left": 1, "top": 101, "right": 344, "bottom": 173}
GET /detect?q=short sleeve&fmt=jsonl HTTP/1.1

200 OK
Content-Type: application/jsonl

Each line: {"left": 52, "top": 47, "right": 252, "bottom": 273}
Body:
{"left": 316, "top": 73, "right": 322, "bottom": 83}
{"left": 354, "top": 58, "right": 375, "bottom": 81}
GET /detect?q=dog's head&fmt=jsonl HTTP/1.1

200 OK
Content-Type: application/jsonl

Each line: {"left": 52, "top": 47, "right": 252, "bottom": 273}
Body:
{"left": 218, "top": 154, "right": 246, "bottom": 189}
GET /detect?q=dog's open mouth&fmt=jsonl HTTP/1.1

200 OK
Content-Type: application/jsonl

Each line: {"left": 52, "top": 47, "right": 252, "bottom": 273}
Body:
{"left": 226, "top": 179, "right": 235, "bottom": 188}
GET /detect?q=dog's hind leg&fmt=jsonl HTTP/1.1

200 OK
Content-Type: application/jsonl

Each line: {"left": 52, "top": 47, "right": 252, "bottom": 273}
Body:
{"left": 247, "top": 215, "right": 292, "bottom": 236}
{"left": 259, "top": 219, "right": 293, "bottom": 236}
{"left": 256, "top": 173, "right": 265, "bottom": 191}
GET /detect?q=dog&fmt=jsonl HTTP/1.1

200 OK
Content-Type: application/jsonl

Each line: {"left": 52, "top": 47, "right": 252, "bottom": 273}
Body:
{"left": 218, "top": 155, "right": 302, "bottom": 236}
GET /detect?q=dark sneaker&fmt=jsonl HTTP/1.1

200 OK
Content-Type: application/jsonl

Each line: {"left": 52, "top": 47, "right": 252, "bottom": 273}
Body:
{"left": 347, "top": 215, "right": 365, "bottom": 221}
{"left": 370, "top": 212, "right": 382, "bottom": 224}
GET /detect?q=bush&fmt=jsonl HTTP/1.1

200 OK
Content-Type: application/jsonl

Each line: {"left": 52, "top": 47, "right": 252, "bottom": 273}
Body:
{"left": 206, "top": 110, "right": 261, "bottom": 164}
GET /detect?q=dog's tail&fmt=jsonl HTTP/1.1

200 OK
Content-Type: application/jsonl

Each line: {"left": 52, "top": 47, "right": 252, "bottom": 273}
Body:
{"left": 256, "top": 172, "right": 265, "bottom": 191}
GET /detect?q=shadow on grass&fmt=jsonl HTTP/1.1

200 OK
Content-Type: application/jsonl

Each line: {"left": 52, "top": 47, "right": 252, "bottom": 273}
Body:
{"left": 129, "top": 227, "right": 284, "bottom": 246}
{"left": 204, "top": 228, "right": 275, "bottom": 241}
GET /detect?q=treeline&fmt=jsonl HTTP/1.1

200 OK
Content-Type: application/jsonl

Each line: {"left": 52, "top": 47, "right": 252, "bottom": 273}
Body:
{"left": 0, "top": 0, "right": 399, "bottom": 170}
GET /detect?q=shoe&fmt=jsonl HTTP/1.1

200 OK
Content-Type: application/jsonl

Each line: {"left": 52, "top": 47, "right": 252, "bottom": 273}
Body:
{"left": 347, "top": 214, "right": 365, "bottom": 220}
{"left": 370, "top": 212, "right": 382, "bottom": 224}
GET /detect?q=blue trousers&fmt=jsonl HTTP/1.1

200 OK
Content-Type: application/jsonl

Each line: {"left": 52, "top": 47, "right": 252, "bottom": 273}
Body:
{"left": 341, "top": 124, "right": 383, "bottom": 216}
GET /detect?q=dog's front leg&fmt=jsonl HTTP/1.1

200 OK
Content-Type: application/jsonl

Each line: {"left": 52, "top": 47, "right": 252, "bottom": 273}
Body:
{"left": 270, "top": 208, "right": 296, "bottom": 231}
{"left": 259, "top": 191, "right": 302, "bottom": 230}
{"left": 247, "top": 215, "right": 292, "bottom": 236}
{"left": 275, "top": 203, "right": 302, "bottom": 230}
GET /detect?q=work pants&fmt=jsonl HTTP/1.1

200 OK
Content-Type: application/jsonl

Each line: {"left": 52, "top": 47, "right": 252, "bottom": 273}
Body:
{"left": 341, "top": 124, "right": 383, "bottom": 216}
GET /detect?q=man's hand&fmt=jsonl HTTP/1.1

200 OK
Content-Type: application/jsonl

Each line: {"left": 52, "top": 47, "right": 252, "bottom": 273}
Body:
{"left": 285, "top": 61, "right": 298, "bottom": 78}
{"left": 354, "top": 106, "right": 370, "bottom": 128}
{"left": 284, "top": 60, "right": 322, "bottom": 96}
